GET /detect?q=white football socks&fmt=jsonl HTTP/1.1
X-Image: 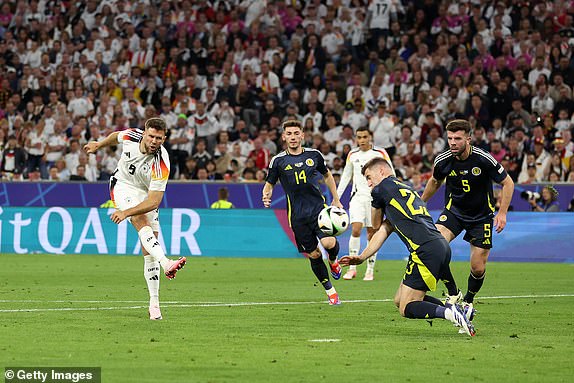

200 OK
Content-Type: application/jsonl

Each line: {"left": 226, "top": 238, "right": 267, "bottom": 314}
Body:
{"left": 348, "top": 235, "right": 360, "bottom": 271}
{"left": 138, "top": 226, "right": 170, "bottom": 270}
{"left": 144, "top": 255, "right": 160, "bottom": 307}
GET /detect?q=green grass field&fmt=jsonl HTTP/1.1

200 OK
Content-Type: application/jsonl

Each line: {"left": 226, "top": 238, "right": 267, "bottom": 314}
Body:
{"left": 0, "top": 254, "right": 572, "bottom": 382}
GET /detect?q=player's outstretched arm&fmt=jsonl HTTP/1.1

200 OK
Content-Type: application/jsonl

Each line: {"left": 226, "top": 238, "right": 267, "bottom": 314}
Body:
{"left": 324, "top": 170, "right": 343, "bottom": 208}
{"left": 494, "top": 175, "right": 514, "bottom": 233}
{"left": 340, "top": 219, "right": 393, "bottom": 266}
{"left": 83, "top": 131, "right": 120, "bottom": 154}
{"left": 421, "top": 176, "right": 443, "bottom": 202}
{"left": 262, "top": 182, "right": 274, "bottom": 208}
{"left": 110, "top": 191, "right": 164, "bottom": 224}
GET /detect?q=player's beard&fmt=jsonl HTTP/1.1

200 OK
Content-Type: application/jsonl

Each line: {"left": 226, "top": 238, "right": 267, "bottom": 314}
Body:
{"left": 143, "top": 141, "right": 160, "bottom": 154}
{"left": 451, "top": 142, "right": 467, "bottom": 158}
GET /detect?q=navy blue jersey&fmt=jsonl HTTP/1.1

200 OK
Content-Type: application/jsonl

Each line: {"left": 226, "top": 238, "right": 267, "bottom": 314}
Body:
{"left": 371, "top": 177, "right": 444, "bottom": 253}
{"left": 266, "top": 148, "right": 328, "bottom": 225}
{"left": 432, "top": 146, "right": 508, "bottom": 221}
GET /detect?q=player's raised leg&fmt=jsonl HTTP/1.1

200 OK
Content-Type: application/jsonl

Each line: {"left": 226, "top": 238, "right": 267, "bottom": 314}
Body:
{"left": 132, "top": 214, "right": 186, "bottom": 280}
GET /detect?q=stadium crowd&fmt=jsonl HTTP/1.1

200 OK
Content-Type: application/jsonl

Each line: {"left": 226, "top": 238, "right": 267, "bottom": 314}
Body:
{"left": 0, "top": 0, "right": 573, "bottom": 188}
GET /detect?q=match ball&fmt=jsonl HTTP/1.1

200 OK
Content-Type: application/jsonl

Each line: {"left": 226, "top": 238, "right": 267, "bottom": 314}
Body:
{"left": 318, "top": 206, "right": 349, "bottom": 236}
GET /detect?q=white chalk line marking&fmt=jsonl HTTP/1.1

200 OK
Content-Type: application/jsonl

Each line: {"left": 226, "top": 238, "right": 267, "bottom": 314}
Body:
{"left": 0, "top": 294, "right": 572, "bottom": 313}
{"left": 308, "top": 339, "right": 341, "bottom": 342}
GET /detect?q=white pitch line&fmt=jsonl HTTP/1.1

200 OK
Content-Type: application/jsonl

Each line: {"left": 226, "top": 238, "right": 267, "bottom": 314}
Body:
{"left": 0, "top": 294, "right": 573, "bottom": 304}
{"left": 308, "top": 339, "right": 341, "bottom": 342}
{"left": 0, "top": 294, "right": 572, "bottom": 313}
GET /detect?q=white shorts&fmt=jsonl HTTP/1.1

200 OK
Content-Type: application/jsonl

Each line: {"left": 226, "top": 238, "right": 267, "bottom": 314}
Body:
{"left": 349, "top": 195, "right": 373, "bottom": 227}
{"left": 111, "top": 180, "right": 160, "bottom": 231}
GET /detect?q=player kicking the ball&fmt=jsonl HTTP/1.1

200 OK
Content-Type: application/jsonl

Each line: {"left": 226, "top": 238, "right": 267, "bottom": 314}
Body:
{"left": 84, "top": 117, "right": 186, "bottom": 320}
{"left": 336, "top": 127, "right": 394, "bottom": 281}
{"left": 340, "top": 158, "right": 475, "bottom": 336}
{"left": 262, "top": 120, "right": 344, "bottom": 305}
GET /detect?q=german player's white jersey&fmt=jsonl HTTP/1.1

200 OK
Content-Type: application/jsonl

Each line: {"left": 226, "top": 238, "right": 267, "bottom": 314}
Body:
{"left": 114, "top": 128, "right": 170, "bottom": 192}
{"left": 368, "top": 0, "right": 393, "bottom": 30}
{"left": 337, "top": 146, "right": 394, "bottom": 199}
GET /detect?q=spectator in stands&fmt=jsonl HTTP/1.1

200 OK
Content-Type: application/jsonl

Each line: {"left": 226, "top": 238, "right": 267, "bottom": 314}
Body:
{"left": 25, "top": 119, "right": 47, "bottom": 179}
{"left": 192, "top": 139, "right": 212, "bottom": 170}
{"left": 472, "top": 125, "right": 490, "bottom": 152}
{"left": 1, "top": 135, "right": 26, "bottom": 179}
{"left": 247, "top": 138, "right": 271, "bottom": 171}
{"left": 490, "top": 139, "right": 507, "bottom": 163}
{"left": 169, "top": 114, "right": 194, "bottom": 179}
{"left": 70, "top": 165, "right": 88, "bottom": 181}
{"left": 518, "top": 161, "right": 541, "bottom": 184}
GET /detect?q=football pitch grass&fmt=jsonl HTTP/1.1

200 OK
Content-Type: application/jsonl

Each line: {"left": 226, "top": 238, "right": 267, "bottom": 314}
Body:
{"left": 0, "top": 254, "right": 572, "bottom": 383}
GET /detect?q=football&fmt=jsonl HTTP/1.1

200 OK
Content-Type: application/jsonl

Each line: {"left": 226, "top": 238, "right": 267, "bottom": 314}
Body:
{"left": 318, "top": 206, "right": 350, "bottom": 236}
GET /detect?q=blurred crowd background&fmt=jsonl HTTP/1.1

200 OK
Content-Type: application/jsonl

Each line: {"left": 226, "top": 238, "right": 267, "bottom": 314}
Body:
{"left": 0, "top": 0, "right": 573, "bottom": 189}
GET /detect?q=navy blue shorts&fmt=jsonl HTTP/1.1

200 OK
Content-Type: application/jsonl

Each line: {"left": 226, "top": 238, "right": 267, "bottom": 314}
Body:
{"left": 292, "top": 220, "right": 328, "bottom": 254}
{"left": 436, "top": 209, "right": 493, "bottom": 249}
{"left": 403, "top": 238, "right": 452, "bottom": 292}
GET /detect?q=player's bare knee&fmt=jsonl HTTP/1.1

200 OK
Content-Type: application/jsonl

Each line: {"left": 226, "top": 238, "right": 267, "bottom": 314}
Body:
{"left": 320, "top": 236, "right": 336, "bottom": 249}
{"left": 394, "top": 295, "right": 401, "bottom": 308}
{"left": 470, "top": 265, "right": 486, "bottom": 278}
{"left": 131, "top": 215, "right": 149, "bottom": 230}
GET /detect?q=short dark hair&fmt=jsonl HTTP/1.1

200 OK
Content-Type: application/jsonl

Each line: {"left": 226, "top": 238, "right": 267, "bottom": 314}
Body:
{"left": 361, "top": 157, "right": 390, "bottom": 176}
{"left": 281, "top": 119, "right": 302, "bottom": 131}
{"left": 446, "top": 119, "right": 471, "bottom": 135}
{"left": 144, "top": 117, "right": 167, "bottom": 132}
{"left": 218, "top": 187, "right": 229, "bottom": 200}
{"left": 356, "top": 126, "right": 372, "bottom": 135}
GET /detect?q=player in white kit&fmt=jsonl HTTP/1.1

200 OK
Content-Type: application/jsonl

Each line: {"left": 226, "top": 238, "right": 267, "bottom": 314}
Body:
{"left": 83, "top": 117, "right": 186, "bottom": 320}
{"left": 336, "top": 126, "right": 394, "bottom": 280}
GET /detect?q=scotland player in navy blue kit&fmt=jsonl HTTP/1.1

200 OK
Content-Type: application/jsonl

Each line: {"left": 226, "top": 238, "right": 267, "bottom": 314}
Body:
{"left": 262, "top": 120, "right": 344, "bottom": 305}
{"left": 422, "top": 119, "right": 514, "bottom": 313}
{"left": 340, "top": 158, "right": 475, "bottom": 336}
